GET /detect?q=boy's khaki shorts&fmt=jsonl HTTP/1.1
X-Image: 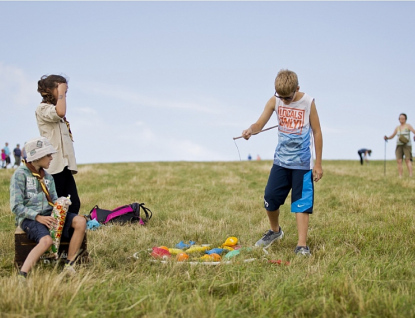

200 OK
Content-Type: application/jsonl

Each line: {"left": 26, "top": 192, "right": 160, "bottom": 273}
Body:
{"left": 395, "top": 145, "right": 412, "bottom": 160}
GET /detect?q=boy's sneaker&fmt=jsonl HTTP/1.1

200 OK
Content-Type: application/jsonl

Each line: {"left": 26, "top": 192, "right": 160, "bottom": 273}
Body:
{"left": 18, "top": 274, "right": 27, "bottom": 285}
{"left": 294, "top": 246, "right": 311, "bottom": 256}
{"left": 255, "top": 227, "right": 284, "bottom": 248}
{"left": 62, "top": 263, "right": 77, "bottom": 276}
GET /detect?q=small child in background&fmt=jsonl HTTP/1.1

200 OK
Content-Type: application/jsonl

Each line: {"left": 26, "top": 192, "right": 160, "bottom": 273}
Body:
{"left": 1, "top": 149, "right": 6, "bottom": 168}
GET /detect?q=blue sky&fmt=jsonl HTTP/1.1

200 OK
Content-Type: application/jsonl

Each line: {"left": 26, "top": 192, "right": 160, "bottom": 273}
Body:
{"left": 1, "top": 1, "right": 414, "bottom": 164}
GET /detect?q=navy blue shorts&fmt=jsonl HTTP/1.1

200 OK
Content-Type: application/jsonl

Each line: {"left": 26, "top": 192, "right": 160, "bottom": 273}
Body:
{"left": 264, "top": 164, "right": 314, "bottom": 213}
{"left": 21, "top": 212, "right": 77, "bottom": 243}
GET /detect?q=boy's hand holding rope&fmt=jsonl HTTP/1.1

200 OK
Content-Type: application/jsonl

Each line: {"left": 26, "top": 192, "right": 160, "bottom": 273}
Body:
{"left": 233, "top": 125, "right": 279, "bottom": 140}
{"left": 233, "top": 125, "right": 278, "bottom": 161}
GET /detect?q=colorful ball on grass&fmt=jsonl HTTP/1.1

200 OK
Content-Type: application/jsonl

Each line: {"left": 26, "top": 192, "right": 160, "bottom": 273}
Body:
{"left": 176, "top": 253, "right": 189, "bottom": 261}
{"left": 209, "top": 253, "right": 221, "bottom": 261}
{"left": 186, "top": 245, "right": 210, "bottom": 253}
{"left": 151, "top": 247, "right": 171, "bottom": 259}
{"left": 222, "top": 237, "right": 238, "bottom": 247}
{"left": 168, "top": 248, "right": 184, "bottom": 255}
{"left": 206, "top": 248, "right": 225, "bottom": 255}
{"left": 200, "top": 253, "right": 221, "bottom": 262}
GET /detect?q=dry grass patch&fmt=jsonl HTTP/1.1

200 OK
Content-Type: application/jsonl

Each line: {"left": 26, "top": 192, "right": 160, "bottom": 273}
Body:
{"left": 1, "top": 160, "right": 415, "bottom": 317}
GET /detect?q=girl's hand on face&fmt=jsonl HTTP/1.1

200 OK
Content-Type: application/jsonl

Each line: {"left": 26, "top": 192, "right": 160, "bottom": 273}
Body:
{"left": 57, "top": 83, "right": 68, "bottom": 95}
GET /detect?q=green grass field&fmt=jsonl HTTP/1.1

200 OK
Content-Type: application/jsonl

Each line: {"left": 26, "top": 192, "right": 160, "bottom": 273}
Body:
{"left": 1, "top": 160, "right": 414, "bottom": 317}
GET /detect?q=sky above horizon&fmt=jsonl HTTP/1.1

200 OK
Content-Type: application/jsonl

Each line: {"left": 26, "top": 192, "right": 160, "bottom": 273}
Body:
{"left": 1, "top": 1, "right": 414, "bottom": 164}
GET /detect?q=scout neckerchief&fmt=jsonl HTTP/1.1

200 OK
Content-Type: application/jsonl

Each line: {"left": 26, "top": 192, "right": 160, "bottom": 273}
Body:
{"left": 63, "top": 116, "right": 74, "bottom": 142}
{"left": 24, "top": 160, "right": 54, "bottom": 207}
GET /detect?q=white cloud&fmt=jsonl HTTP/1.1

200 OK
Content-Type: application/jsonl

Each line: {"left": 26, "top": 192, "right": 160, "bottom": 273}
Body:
{"left": 80, "top": 82, "right": 224, "bottom": 115}
{"left": 0, "top": 62, "right": 37, "bottom": 107}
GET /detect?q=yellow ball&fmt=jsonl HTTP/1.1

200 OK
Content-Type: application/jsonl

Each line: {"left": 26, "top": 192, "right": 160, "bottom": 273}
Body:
{"left": 222, "top": 237, "right": 238, "bottom": 247}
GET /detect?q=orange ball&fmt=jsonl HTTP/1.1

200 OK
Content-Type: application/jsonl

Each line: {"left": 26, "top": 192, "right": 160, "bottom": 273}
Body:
{"left": 176, "top": 252, "right": 189, "bottom": 261}
{"left": 209, "top": 253, "right": 221, "bottom": 261}
{"left": 200, "top": 253, "right": 221, "bottom": 262}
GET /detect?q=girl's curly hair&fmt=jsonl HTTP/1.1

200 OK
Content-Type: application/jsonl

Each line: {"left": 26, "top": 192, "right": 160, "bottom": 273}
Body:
{"left": 37, "top": 75, "right": 68, "bottom": 105}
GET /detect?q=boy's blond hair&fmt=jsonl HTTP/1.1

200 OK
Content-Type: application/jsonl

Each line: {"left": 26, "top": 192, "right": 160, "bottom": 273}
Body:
{"left": 274, "top": 69, "right": 299, "bottom": 96}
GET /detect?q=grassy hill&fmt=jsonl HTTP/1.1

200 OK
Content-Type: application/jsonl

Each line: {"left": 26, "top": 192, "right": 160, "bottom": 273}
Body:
{"left": 1, "top": 160, "right": 414, "bottom": 317}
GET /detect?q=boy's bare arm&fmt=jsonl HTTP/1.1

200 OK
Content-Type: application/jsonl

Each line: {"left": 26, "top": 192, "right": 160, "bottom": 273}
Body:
{"left": 242, "top": 97, "right": 276, "bottom": 140}
{"left": 310, "top": 101, "right": 323, "bottom": 182}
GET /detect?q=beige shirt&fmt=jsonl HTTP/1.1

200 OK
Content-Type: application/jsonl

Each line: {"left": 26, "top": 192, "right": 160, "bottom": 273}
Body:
{"left": 35, "top": 103, "right": 77, "bottom": 175}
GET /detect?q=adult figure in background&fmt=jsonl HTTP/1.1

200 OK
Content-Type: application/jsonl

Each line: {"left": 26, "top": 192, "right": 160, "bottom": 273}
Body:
{"left": 357, "top": 149, "right": 371, "bottom": 165}
{"left": 22, "top": 142, "right": 27, "bottom": 160}
{"left": 384, "top": 113, "right": 415, "bottom": 177}
{"left": 4, "top": 142, "right": 11, "bottom": 168}
{"left": 35, "top": 75, "right": 81, "bottom": 214}
{"left": 13, "top": 144, "right": 22, "bottom": 168}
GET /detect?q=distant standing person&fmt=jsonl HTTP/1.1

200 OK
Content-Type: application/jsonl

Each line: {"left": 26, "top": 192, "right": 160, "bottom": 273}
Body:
{"left": 35, "top": 75, "right": 81, "bottom": 214}
{"left": 384, "top": 113, "right": 415, "bottom": 177}
{"left": 4, "top": 142, "right": 11, "bottom": 168}
{"left": 13, "top": 144, "right": 22, "bottom": 167}
{"left": 357, "top": 149, "right": 371, "bottom": 165}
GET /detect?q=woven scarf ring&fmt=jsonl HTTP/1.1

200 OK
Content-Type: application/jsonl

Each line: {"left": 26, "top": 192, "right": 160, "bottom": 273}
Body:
{"left": 23, "top": 160, "right": 54, "bottom": 207}
{"left": 63, "top": 117, "right": 74, "bottom": 142}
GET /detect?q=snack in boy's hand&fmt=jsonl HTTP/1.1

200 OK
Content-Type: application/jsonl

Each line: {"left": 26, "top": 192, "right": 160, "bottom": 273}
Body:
{"left": 44, "top": 196, "right": 72, "bottom": 259}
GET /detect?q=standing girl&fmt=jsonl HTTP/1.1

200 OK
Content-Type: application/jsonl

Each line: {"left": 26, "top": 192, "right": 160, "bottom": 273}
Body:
{"left": 35, "top": 75, "right": 81, "bottom": 214}
{"left": 384, "top": 113, "right": 415, "bottom": 177}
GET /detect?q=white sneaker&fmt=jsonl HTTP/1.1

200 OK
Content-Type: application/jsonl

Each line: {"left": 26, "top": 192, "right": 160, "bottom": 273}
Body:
{"left": 62, "top": 263, "right": 76, "bottom": 276}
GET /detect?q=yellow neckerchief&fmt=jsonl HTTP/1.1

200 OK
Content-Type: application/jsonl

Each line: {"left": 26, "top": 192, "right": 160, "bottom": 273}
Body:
{"left": 23, "top": 160, "right": 54, "bottom": 207}
{"left": 63, "top": 116, "right": 74, "bottom": 142}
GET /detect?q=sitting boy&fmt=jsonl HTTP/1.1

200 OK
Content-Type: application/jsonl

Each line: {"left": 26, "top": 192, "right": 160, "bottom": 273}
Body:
{"left": 10, "top": 136, "right": 86, "bottom": 278}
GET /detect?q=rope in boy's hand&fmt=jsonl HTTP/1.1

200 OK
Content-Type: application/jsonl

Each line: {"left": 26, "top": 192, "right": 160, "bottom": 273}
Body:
{"left": 233, "top": 125, "right": 279, "bottom": 140}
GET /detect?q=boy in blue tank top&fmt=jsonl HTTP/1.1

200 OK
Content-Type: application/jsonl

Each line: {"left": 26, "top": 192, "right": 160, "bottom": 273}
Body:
{"left": 242, "top": 69, "right": 323, "bottom": 256}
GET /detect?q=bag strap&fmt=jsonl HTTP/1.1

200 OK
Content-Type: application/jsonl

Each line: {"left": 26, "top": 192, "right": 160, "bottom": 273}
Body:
{"left": 139, "top": 203, "right": 153, "bottom": 222}
{"left": 89, "top": 205, "right": 99, "bottom": 214}
{"left": 130, "top": 202, "right": 153, "bottom": 223}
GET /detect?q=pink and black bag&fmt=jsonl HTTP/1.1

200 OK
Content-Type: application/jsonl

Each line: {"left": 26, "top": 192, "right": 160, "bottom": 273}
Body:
{"left": 88, "top": 202, "right": 152, "bottom": 225}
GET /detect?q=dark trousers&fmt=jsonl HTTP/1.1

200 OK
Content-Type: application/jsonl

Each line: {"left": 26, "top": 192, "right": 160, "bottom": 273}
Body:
{"left": 52, "top": 166, "right": 81, "bottom": 214}
{"left": 358, "top": 152, "right": 364, "bottom": 165}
